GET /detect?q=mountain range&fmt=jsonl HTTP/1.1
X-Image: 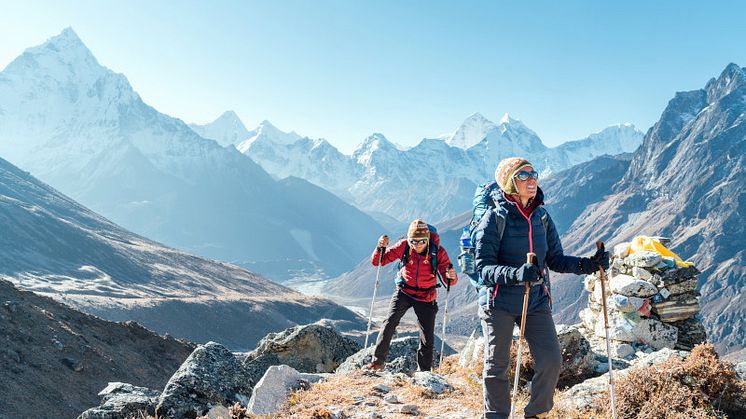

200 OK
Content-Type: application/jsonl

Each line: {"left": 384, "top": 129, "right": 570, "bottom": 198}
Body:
{"left": 0, "top": 28, "right": 384, "bottom": 281}
{"left": 229, "top": 111, "right": 642, "bottom": 223}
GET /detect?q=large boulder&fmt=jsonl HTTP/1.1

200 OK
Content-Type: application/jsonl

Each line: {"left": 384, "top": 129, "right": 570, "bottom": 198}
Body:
{"left": 336, "top": 336, "right": 442, "bottom": 374}
{"left": 155, "top": 342, "right": 252, "bottom": 418}
{"left": 78, "top": 383, "right": 160, "bottom": 419}
{"left": 242, "top": 324, "right": 360, "bottom": 384}
{"left": 247, "top": 365, "right": 323, "bottom": 416}
{"left": 609, "top": 274, "right": 658, "bottom": 298}
{"left": 556, "top": 325, "right": 595, "bottom": 387}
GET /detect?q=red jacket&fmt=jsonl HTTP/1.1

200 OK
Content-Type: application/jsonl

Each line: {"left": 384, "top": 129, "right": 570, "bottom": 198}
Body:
{"left": 371, "top": 233, "right": 457, "bottom": 302}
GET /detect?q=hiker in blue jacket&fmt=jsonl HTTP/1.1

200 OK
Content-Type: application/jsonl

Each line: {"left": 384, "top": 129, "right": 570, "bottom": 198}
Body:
{"left": 474, "top": 157, "right": 609, "bottom": 419}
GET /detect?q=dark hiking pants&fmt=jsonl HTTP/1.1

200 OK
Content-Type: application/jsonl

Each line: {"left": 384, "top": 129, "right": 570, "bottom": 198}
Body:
{"left": 373, "top": 289, "right": 438, "bottom": 371}
{"left": 479, "top": 304, "right": 561, "bottom": 419}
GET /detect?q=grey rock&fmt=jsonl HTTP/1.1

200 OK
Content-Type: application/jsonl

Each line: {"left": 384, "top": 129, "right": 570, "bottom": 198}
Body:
{"left": 384, "top": 394, "right": 401, "bottom": 404}
{"left": 630, "top": 347, "right": 688, "bottom": 368}
{"left": 156, "top": 342, "right": 252, "bottom": 418}
{"left": 400, "top": 404, "right": 418, "bottom": 415}
{"left": 556, "top": 325, "right": 595, "bottom": 387}
{"left": 610, "top": 294, "right": 646, "bottom": 313}
{"left": 658, "top": 266, "right": 701, "bottom": 286}
{"left": 458, "top": 331, "right": 484, "bottom": 369}
{"left": 337, "top": 336, "right": 442, "bottom": 374}
{"left": 247, "top": 364, "right": 321, "bottom": 416}
{"left": 594, "top": 311, "right": 639, "bottom": 342}
{"left": 609, "top": 274, "right": 658, "bottom": 297}
{"left": 412, "top": 371, "right": 454, "bottom": 395}
{"left": 78, "top": 382, "right": 159, "bottom": 419}
{"left": 243, "top": 324, "right": 360, "bottom": 384}
{"left": 631, "top": 266, "right": 653, "bottom": 281}
{"left": 373, "top": 384, "right": 391, "bottom": 394}
{"left": 633, "top": 318, "right": 679, "bottom": 350}
{"left": 735, "top": 362, "right": 746, "bottom": 381}
{"left": 206, "top": 405, "right": 231, "bottom": 419}
{"left": 670, "top": 318, "right": 707, "bottom": 351}
{"left": 614, "top": 343, "right": 635, "bottom": 359}
{"left": 665, "top": 278, "right": 698, "bottom": 296}
{"left": 625, "top": 251, "right": 662, "bottom": 268}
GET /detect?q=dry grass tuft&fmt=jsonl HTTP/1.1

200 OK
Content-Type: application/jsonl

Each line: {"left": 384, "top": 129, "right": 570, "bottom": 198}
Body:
{"left": 579, "top": 343, "right": 746, "bottom": 419}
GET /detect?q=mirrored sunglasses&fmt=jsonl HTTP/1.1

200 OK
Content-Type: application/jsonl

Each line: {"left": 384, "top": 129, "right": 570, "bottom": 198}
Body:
{"left": 409, "top": 238, "right": 429, "bottom": 245}
{"left": 514, "top": 170, "right": 539, "bottom": 181}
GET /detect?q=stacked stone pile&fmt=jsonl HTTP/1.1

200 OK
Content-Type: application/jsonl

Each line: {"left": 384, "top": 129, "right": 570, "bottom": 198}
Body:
{"left": 580, "top": 237, "right": 706, "bottom": 351}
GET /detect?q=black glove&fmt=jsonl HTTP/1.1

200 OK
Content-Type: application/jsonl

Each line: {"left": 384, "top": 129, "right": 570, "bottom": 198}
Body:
{"left": 588, "top": 246, "right": 610, "bottom": 271}
{"left": 513, "top": 262, "right": 541, "bottom": 284}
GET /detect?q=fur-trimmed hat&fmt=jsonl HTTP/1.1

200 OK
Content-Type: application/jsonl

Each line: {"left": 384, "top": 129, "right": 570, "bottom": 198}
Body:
{"left": 407, "top": 219, "right": 430, "bottom": 240}
{"left": 494, "top": 157, "right": 533, "bottom": 195}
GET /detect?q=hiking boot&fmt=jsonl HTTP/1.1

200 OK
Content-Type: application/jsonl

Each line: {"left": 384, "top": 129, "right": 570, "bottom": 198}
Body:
{"left": 365, "top": 361, "right": 384, "bottom": 371}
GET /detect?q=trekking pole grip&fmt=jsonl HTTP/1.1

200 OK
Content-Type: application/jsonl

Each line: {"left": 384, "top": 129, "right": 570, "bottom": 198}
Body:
{"left": 526, "top": 252, "right": 536, "bottom": 265}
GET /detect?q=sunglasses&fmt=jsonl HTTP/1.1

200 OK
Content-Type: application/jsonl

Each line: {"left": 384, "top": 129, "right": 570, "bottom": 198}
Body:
{"left": 409, "top": 238, "right": 429, "bottom": 245}
{"left": 514, "top": 170, "right": 539, "bottom": 181}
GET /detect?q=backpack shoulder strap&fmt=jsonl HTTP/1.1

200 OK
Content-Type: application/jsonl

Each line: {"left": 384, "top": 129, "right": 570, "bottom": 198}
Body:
{"left": 538, "top": 207, "right": 549, "bottom": 233}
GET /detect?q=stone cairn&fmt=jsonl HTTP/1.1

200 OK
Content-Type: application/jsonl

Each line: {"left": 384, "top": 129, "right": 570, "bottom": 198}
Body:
{"left": 580, "top": 237, "right": 706, "bottom": 352}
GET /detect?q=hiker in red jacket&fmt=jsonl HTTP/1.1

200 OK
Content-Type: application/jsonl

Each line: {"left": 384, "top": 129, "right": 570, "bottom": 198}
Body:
{"left": 367, "top": 219, "right": 457, "bottom": 371}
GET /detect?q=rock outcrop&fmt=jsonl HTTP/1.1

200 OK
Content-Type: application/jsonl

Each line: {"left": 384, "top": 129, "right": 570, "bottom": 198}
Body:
{"left": 242, "top": 323, "right": 360, "bottom": 384}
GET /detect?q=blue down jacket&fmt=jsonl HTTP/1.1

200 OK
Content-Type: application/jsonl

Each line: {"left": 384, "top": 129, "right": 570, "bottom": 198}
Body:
{"left": 474, "top": 187, "right": 593, "bottom": 314}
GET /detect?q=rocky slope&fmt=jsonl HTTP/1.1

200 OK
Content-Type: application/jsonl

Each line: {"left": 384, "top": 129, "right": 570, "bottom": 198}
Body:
{"left": 0, "top": 155, "right": 363, "bottom": 350}
{"left": 0, "top": 279, "right": 195, "bottom": 419}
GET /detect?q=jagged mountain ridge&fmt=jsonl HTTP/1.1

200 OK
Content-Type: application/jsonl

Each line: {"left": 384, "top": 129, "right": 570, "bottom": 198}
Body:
{"left": 235, "top": 111, "right": 642, "bottom": 223}
{"left": 0, "top": 28, "right": 384, "bottom": 280}
{"left": 555, "top": 63, "right": 746, "bottom": 356}
{"left": 0, "top": 155, "right": 363, "bottom": 350}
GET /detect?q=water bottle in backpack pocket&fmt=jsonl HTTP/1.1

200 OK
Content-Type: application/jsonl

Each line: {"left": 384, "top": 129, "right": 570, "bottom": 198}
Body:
{"left": 458, "top": 226, "right": 476, "bottom": 276}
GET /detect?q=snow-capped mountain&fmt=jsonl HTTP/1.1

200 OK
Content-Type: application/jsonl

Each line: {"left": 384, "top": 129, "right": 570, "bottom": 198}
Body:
{"left": 444, "top": 112, "right": 498, "bottom": 149}
{"left": 188, "top": 110, "right": 254, "bottom": 146}
{"left": 0, "top": 155, "right": 362, "bottom": 350}
{"left": 0, "top": 28, "right": 384, "bottom": 280}
{"left": 238, "top": 111, "right": 643, "bottom": 223}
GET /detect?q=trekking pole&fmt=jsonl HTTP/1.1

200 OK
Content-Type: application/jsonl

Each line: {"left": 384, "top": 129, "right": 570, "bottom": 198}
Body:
{"left": 364, "top": 243, "right": 386, "bottom": 349}
{"left": 509, "top": 253, "right": 534, "bottom": 419}
{"left": 438, "top": 264, "right": 453, "bottom": 369}
{"left": 596, "top": 241, "right": 618, "bottom": 419}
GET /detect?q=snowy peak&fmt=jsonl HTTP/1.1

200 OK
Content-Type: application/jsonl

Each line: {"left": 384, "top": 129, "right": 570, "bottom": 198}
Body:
{"left": 189, "top": 110, "right": 251, "bottom": 146}
{"left": 446, "top": 112, "right": 497, "bottom": 149}
{"left": 4, "top": 27, "right": 99, "bottom": 76}
{"left": 236, "top": 120, "right": 302, "bottom": 153}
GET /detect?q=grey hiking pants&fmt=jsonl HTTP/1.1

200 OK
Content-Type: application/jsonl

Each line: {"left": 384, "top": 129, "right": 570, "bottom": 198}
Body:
{"left": 373, "top": 289, "right": 438, "bottom": 371}
{"left": 479, "top": 303, "right": 561, "bottom": 419}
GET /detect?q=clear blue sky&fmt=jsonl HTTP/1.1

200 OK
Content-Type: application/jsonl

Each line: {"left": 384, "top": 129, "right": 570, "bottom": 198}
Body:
{"left": 2, "top": 1, "right": 745, "bottom": 153}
